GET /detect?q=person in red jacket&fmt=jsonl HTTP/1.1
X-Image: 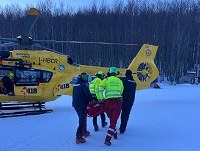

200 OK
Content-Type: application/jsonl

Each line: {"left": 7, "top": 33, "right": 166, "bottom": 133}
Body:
{"left": 99, "top": 67, "right": 124, "bottom": 146}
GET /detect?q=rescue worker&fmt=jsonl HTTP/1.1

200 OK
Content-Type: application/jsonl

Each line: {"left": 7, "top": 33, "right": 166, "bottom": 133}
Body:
{"left": 89, "top": 71, "right": 107, "bottom": 131}
{"left": 99, "top": 67, "right": 124, "bottom": 146}
{"left": 72, "top": 72, "right": 93, "bottom": 144}
{"left": 120, "top": 69, "right": 137, "bottom": 134}
{"left": 2, "top": 70, "right": 15, "bottom": 96}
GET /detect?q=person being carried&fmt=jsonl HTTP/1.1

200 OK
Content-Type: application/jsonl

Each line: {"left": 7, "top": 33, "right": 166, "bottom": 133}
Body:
{"left": 72, "top": 72, "right": 93, "bottom": 144}
{"left": 120, "top": 69, "right": 136, "bottom": 134}
{"left": 89, "top": 71, "right": 107, "bottom": 131}
{"left": 99, "top": 67, "right": 124, "bottom": 146}
{"left": 2, "top": 70, "right": 15, "bottom": 96}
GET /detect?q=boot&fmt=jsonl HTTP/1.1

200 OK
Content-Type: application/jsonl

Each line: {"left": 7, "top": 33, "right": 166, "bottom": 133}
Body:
{"left": 102, "top": 121, "right": 107, "bottom": 127}
{"left": 104, "top": 139, "right": 111, "bottom": 146}
{"left": 83, "top": 131, "right": 90, "bottom": 138}
{"left": 94, "top": 124, "right": 99, "bottom": 131}
{"left": 8, "top": 92, "right": 15, "bottom": 96}
{"left": 104, "top": 136, "right": 112, "bottom": 146}
{"left": 119, "top": 128, "right": 125, "bottom": 134}
{"left": 76, "top": 137, "right": 86, "bottom": 144}
{"left": 113, "top": 132, "right": 117, "bottom": 139}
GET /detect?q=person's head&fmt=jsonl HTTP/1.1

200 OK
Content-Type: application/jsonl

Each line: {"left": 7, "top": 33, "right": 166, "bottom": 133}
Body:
{"left": 108, "top": 67, "right": 119, "bottom": 76}
{"left": 79, "top": 72, "right": 88, "bottom": 82}
{"left": 125, "top": 70, "right": 132, "bottom": 77}
{"left": 7, "top": 71, "right": 14, "bottom": 79}
{"left": 95, "top": 71, "right": 105, "bottom": 80}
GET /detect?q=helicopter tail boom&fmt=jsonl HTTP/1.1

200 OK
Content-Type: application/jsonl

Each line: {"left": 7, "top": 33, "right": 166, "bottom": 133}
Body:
{"left": 78, "top": 44, "right": 159, "bottom": 90}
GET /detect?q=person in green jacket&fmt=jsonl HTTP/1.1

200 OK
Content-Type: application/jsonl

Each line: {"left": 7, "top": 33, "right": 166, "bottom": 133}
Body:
{"left": 2, "top": 70, "right": 15, "bottom": 96}
{"left": 89, "top": 71, "right": 107, "bottom": 131}
{"left": 99, "top": 67, "right": 124, "bottom": 146}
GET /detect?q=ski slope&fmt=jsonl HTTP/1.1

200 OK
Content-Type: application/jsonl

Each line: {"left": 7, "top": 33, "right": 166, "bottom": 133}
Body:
{"left": 0, "top": 83, "right": 200, "bottom": 151}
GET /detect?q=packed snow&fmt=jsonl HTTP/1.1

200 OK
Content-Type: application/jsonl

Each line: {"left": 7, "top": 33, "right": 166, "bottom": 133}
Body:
{"left": 0, "top": 83, "right": 200, "bottom": 151}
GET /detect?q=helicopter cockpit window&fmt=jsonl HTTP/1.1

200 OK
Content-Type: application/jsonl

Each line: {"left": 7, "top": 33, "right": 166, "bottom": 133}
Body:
{"left": 70, "top": 74, "right": 80, "bottom": 85}
{"left": 42, "top": 71, "right": 53, "bottom": 82}
{"left": 15, "top": 69, "right": 41, "bottom": 86}
{"left": 15, "top": 69, "right": 53, "bottom": 86}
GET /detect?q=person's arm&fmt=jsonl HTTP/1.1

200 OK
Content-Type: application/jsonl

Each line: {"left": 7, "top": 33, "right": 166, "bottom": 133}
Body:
{"left": 99, "top": 79, "right": 106, "bottom": 101}
{"left": 119, "top": 78, "right": 124, "bottom": 95}
{"left": 95, "top": 80, "right": 101, "bottom": 100}
{"left": 89, "top": 79, "right": 96, "bottom": 94}
{"left": 83, "top": 83, "right": 93, "bottom": 102}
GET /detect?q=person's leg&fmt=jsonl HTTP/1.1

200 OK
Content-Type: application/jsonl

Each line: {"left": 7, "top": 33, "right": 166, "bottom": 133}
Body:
{"left": 104, "top": 99, "right": 122, "bottom": 146}
{"left": 93, "top": 116, "right": 98, "bottom": 125}
{"left": 120, "top": 105, "right": 132, "bottom": 133}
{"left": 10, "top": 81, "right": 15, "bottom": 94}
{"left": 2, "top": 77, "right": 9, "bottom": 94}
{"left": 93, "top": 116, "right": 99, "bottom": 131}
{"left": 74, "top": 107, "right": 86, "bottom": 143}
{"left": 7, "top": 81, "right": 14, "bottom": 95}
{"left": 100, "top": 112, "right": 107, "bottom": 127}
{"left": 82, "top": 109, "right": 90, "bottom": 137}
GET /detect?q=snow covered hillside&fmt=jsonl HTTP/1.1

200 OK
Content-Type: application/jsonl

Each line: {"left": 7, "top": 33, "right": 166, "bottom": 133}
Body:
{"left": 0, "top": 83, "right": 200, "bottom": 151}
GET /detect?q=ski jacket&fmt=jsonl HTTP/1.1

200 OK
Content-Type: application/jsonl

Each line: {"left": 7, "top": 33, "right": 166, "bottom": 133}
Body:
{"left": 72, "top": 79, "right": 92, "bottom": 108}
{"left": 89, "top": 77, "right": 102, "bottom": 99}
{"left": 99, "top": 76, "right": 123, "bottom": 100}
{"left": 122, "top": 76, "right": 136, "bottom": 106}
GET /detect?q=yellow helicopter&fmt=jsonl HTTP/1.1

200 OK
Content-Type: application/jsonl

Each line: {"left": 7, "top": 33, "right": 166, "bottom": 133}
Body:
{"left": 0, "top": 8, "right": 159, "bottom": 117}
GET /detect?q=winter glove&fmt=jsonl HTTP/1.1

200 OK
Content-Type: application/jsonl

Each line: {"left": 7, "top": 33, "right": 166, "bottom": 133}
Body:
{"left": 98, "top": 99, "right": 104, "bottom": 103}
{"left": 90, "top": 99, "right": 97, "bottom": 104}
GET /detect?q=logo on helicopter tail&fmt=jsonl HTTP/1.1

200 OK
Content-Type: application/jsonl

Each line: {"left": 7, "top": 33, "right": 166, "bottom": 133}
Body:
{"left": 146, "top": 49, "right": 152, "bottom": 56}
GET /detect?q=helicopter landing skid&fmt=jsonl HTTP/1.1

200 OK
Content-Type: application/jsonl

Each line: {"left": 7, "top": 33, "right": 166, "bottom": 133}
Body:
{"left": 0, "top": 102, "right": 53, "bottom": 118}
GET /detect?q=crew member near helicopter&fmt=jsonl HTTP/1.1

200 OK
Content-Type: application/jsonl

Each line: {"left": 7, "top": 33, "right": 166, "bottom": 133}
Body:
{"left": 99, "top": 67, "right": 123, "bottom": 146}
{"left": 72, "top": 72, "right": 93, "bottom": 144}
{"left": 89, "top": 71, "right": 107, "bottom": 131}
{"left": 119, "top": 69, "right": 137, "bottom": 134}
{"left": 2, "top": 70, "right": 15, "bottom": 96}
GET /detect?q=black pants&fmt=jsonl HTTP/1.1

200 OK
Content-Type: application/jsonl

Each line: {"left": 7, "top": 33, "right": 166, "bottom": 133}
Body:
{"left": 74, "top": 106, "right": 87, "bottom": 138}
{"left": 93, "top": 112, "right": 106, "bottom": 126}
{"left": 120, "top": 105, "right": 133, "bottom": 133}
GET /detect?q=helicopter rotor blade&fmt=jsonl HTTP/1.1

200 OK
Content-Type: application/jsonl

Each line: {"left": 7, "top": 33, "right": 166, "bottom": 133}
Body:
{"left": 0, "top": 38, "right": 18, "bottom": 43}
{"left": 33, "top": 44, "right": 54, "bottom": 51}
{"left": 33, "top": 40, "right": 137, "bottom": 46}
{"left": 0, "top": 42, "right": 19, "bottom": 48}
{"left": 33, "top": 40, "right": 55, "bottom": 43}
{"left": 54, "top": 41, "right": 137, "bottom": 46}
{"left": 21, "top": 8, "right": 39, "bottom": 37}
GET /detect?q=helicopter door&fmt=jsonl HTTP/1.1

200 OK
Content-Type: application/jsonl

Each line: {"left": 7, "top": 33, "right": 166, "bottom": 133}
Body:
{"left": 15, "top": 69, "right": 43, "bottom": 96}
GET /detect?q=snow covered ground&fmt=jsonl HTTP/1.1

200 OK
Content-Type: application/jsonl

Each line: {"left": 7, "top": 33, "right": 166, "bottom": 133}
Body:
{"left": 0, "top": 83, "right": 200, "bottom": 151}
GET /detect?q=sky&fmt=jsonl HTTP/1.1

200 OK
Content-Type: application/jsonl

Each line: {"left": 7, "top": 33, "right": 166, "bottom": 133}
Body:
{"left": 0, "top": 83, "right": 200, "bottom": 151}
{"left": 0, "top": 0, "right": 173, "bottom": 10}
{"left": 1, "top": 0, "right": 124, "bottom": 9}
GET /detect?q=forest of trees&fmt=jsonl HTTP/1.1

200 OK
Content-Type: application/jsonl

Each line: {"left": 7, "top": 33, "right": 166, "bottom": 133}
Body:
{"left": 0, "top": 0, "right": 200, "bottom": 83}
